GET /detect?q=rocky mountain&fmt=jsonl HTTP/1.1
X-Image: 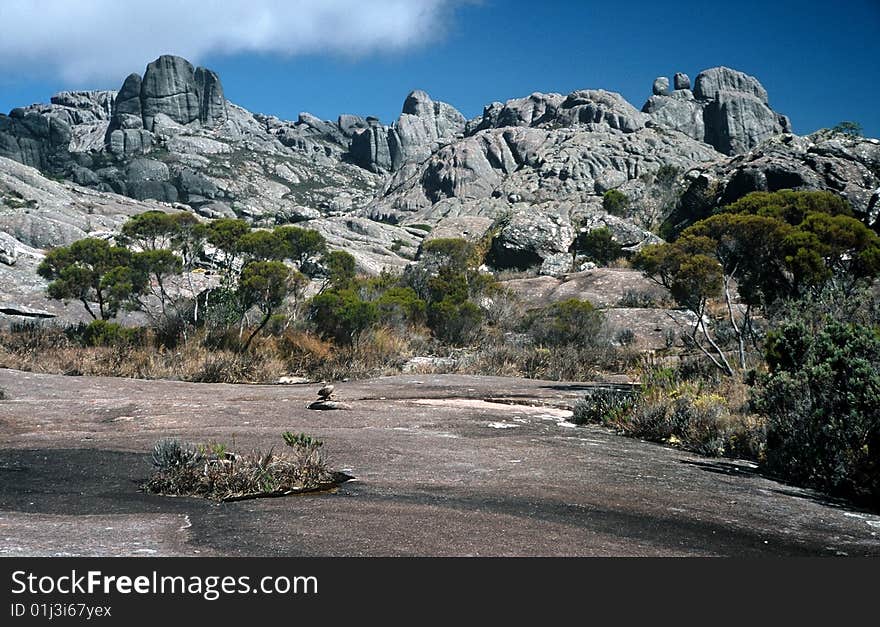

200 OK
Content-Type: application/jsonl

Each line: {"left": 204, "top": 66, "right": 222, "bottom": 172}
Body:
{"left": 1, "top": 56, "right": 878, "bottom": 320}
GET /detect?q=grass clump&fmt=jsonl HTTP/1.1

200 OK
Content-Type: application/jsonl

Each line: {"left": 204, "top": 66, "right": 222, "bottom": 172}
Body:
{"left": 144, "top": 433, "right": 338, "bottom": 501}
{"left": 573, "top": 366, "right": 765, "bottom": 460}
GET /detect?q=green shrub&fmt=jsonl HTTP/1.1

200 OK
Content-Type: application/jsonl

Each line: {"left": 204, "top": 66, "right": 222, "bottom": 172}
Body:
{"left": 614, "top": 328, "right": 636, "bottom": 346}
{"left": 524, "top": 298, "right": 604, "bottom": 347}
{"left": 77, "top": 320, "right": 143, "bottom": 347}
{"left": 571, "top": 227, "right": 623, "bottom": 266}
{"left": 572, "top": 387, "right": 638, "bottom": 426}
{"left": 602, "top": 189, "right": 629, "bottom": 216}
{"left": 428, "top": 298, "right": 482, "bottom": 345}
{"left": 617, "top": 289, "right": 659, "bottom": 308}
{"left": 654, "top": 165, "right": 682, "bottom": 187}
{"left": 309, "top": 289, "right": 378, "bottom": 344}
{"left": 376, "top": 287, "right": 427, "bottom": 326}
{"left": 755, "top": 316, "right": 880, "bottom": 504}
{"left": 283, "top": 432, "right": 323, "bottom": 450}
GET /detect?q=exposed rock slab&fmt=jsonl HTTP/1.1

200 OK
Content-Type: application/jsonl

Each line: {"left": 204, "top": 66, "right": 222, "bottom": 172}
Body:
{"left": 1, "top": 369, "right": 878, "bottom": 557}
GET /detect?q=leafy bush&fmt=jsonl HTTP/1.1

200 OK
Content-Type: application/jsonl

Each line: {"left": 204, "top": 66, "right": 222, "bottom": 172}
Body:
{"left": 571, "top": 227, "right": 623, "bottom": 266}
{"left": 614, "top": 328, "right": 636, "bottom": 346}
{"left": 428, "top": 298, "right": 483, "bottom": 345}
{"left": 755, "top": 313, "right": 880, "bottom": 504}
{"left": 524, "top": 299, "right": 604, "bottom": 347}
{"left": 573, "top": 368, "right": 765, "bottom": 459}
{"left": 654, "top": 165, "right": 681, "bottom": 187}
{"left": 617, "top": 289, "right": 659, "bottom": 308}
{"left": 376, "top": 287, "right": 427, "bottom": 327}
{"left": 309, "top": 289, "right": 378, "bottom": 344}
{"left": 602, "top": 189, "right": 629, "bottom": 216}
{"left": 572, "top": 387, "right": 638, "bottom": 426}
{"left": 77, "top": 320, "right": 143, "bottom": 347}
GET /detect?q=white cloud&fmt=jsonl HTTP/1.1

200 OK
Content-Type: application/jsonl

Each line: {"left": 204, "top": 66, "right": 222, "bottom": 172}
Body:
{"left": 0, "top": 0, "right": 459, "bottom": 84}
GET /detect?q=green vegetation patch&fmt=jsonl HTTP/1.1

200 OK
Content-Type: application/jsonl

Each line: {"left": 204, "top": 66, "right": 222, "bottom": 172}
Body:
{"left": 143, "top": 432, "right": 348, "bottom": 502}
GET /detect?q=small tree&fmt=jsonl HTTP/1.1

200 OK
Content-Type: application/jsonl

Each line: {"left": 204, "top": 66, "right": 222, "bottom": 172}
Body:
{"left": 131, "top": 249, "right": 184, "bottom": 322}
{"left": 831, "top": 121, "right": 862, "bottom": 137}
{"left": 38, "top": 238, "right": 147, "bottom": 320}
{"left": 524, "top": 298, "right": 605, "bottom": 347}
{"left": 274, "top": 226, "right": 327, "bottom": 270}
{"left": 321, "top": 250, "right": 357, "bottom": 291}
{"left": 237, "top": 229, "right": 283, "bottom": 262}
{"left": 238, "top": 261, "right": 306, "bottom": 351}
{"left": 636, "top": 190, "right": 880, "bottom": 376}
{"left": 206, "top": 218, "right": 250, "bottom": 277}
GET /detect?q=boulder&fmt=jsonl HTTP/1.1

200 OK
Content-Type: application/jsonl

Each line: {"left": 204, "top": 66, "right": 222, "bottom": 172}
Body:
{"left": 466, "top": 93, "right": 564, "bottom": 133}
{"left": 694, "top": 66, "right": 769, "bottom": 104}
{"left": 391, "top": 90, "right": 465, "bottom": 170}
{"left": 350, "top": 124, "right": 394, "bottom": 172}
{"left": 124, "top": 158, "right": 177, "bottom": 202}
{"left": 652, "top": 77, "right": 670, "bottom": 96}
{"left": 487, "top": 211, "right": 575, "bottom": 272}
{"left": 674, "top": 73, "right": 691, "bottom": 90}
{"left": 108, "top": 128, "right": 153, "bottom": 156}
{"left": 642, "top": 91, "right": 704, "bottom": 141}
{"left": 557, "top": 90, "right": 647, "bottom": 132}
{"left": 114, "top": 74, "right": 144, "bottom": 120}
{"left": 338, "top": 114, "right": 369, "bottom": 138}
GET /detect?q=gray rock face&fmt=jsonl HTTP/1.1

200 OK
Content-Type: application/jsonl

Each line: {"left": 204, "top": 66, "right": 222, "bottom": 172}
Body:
{"left": 703, "top": 89, "right": 790, "bottom": 155}
{"left": 114, "top": 74, "right": 143, "bottom": 121}
{"left": 694, "top": 66, "right": 768, "bottom": 103}
{"left": 652, "top": 77, "right": 670, "bottom": 96}
{"left": 108, "top": 128, "right": 152, "bottom": 157}
{"left": 488, "top": 211, "right": 575, "bottom": 273}
{"left": 0, "top": 110, "right": 72, "bottom": 171}
{"left": 194, "top": 67, "right": 228, "bottom": 128}
{"left": 1, "top": 55, "right": 877, "bottom": 297}
{"left": 642, "top": 91, "right": 704, "bottom": 140}
{"left": 140, "top": 55, "right": 201, "bottom": 131}
{"left": 349, "top": 90, "right": 466, "bottom": 173}
{"left": 124, "top": 158, "right": 177, "bottom": 202}
{"left": 108, "top": 56, "right": 228, "bottom": 134}
{"left": 350, "top": 123, "right": 394, "bottom": 172}
{"left": 674, "top": 73, "right": 691, "bottom": 90}
{"left": 338, "top": 114, "right": 369, "bottom": 138}
{"left": 50, "top": 91, "right": 115, "bottom": 121}
{"left": 557, "top": 90, "right": 647, "bottom": 132}
{"left": 644, "top": 66, "right": 789, "bottom": 154}
{"left": 467, "top": 93, "right": 564, "bottom": 134}
{"left": 669, "top": 132, "right": 880, "bottom": 232}
{"left": 365, "top": 85, "right": 716, "bottom": 276}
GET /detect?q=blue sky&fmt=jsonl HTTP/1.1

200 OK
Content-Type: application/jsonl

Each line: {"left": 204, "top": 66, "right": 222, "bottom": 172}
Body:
{"left": 1, "top": 0, "right": 878, "bottom": 137}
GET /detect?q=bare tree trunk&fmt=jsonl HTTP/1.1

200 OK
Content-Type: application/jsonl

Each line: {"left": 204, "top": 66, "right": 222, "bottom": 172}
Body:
{"left": 724, "top": 275, "right": 747, "bottom": 370}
